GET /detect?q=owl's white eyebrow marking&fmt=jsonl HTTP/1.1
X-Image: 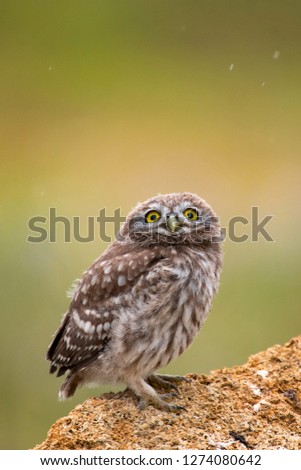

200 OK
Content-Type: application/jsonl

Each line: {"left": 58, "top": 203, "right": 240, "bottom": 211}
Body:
{"left": 178, "top": 201, "right": 194, "bottom": 211}
{"left": 117, "top": 274, "right": 126, "bottom": 286}
{"left": 146, "top": 202, "right": 163, "bottom": 212}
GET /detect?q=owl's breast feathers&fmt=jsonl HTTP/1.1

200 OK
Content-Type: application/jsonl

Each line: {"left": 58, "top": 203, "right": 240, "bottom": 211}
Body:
{"left": 47, "top": 241, "right": 221, "bottom": 377}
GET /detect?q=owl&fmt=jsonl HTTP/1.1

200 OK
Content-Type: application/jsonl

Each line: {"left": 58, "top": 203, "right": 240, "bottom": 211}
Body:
{"left": 47, "top": 192, "right": 223, "bottom": 411}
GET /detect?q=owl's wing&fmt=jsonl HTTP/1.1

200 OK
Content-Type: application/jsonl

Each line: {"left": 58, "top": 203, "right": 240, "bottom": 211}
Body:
{"left": 47, "top": 243, "right": 171, "bottom": 377}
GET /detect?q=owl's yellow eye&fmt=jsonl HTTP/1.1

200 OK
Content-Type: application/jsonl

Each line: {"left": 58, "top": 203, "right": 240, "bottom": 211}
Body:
{"left": 183, "top": 208, "right": 198, "bottom": 221}
{"left": 145, "top": 210, "right": 161, "bottom": 223}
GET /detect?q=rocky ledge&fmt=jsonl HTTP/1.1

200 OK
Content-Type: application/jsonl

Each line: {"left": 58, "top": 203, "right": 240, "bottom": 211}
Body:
{"left": 35, "top": 336, "right": 301, "bottom": 450}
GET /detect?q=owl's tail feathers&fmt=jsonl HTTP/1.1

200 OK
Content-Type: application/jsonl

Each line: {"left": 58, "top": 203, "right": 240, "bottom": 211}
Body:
{"left": 58, "top": 373, "right": 80, "bottom": 401}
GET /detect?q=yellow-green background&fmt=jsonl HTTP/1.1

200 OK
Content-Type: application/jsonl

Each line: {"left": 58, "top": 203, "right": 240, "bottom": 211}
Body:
{"left": 1, "top": 0, "right": 300, "bottom": 449}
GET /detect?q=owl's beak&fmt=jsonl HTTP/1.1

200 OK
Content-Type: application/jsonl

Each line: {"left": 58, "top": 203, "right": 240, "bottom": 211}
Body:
{"left": 166, "top": 213, "right": 182, "bottom": 233}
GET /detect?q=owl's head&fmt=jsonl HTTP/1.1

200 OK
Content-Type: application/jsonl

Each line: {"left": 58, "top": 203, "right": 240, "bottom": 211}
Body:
{"left": 119, "top": 192, "right": 222, "bottom": 247}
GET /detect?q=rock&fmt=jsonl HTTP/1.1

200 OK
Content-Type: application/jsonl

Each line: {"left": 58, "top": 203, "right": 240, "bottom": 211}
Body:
{"left": 35, "top": 336, "right": 301, "bottom": 450}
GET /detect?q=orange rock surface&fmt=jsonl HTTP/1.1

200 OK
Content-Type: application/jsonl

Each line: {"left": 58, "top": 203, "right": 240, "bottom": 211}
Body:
{"left": 35, "top": 337, "right": 301, "bottom": 450}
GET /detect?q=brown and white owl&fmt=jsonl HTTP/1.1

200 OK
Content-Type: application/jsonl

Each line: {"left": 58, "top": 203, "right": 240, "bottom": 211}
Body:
{"left": 47, "top": 192, "right": 223, "bottom": 411}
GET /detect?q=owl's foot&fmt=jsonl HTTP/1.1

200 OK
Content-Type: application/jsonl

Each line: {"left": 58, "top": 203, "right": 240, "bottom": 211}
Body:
{"left": 131, "top": 378, "right": 186, "bottom": 412}
{"left": 159, "top": 392, "right": 178, "bottom": 400}
{"left": 155, "top": 373, "right": 191, "bottom": 384}
{"left": 147, "top": 373, "right": 190, "bottom": 394}
{"left": 147, "top": 375, "right": 180, "bottom": 394}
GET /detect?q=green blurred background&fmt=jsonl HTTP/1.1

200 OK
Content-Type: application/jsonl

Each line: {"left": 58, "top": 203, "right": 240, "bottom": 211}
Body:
{"left": 1, "top": 0, "right": 300, "bottom": 449}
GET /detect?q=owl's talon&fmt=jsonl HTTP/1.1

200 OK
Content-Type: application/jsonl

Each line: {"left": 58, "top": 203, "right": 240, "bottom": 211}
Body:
{"left": 133, "top": 379, "right": 186, "bottom": 412}
{"left": 164, "top": 403, "right": 187, "bottom": 412}
{"left": 147, "top": 378, "right": 179, "bottom": 394}
{"left": 147, "top": 375, "right": 183, "bottom": 394}
{"left": 137, "top": 398, "right": 147, "bottom": 410}
{"left": 147, "top": 374, "right": 190, "bottom": 395}
{"left": 156, "top": 374, "right": 191, "bottom": 384}
{"left": 159, "top": 392, "right": 178, "bottom": 400}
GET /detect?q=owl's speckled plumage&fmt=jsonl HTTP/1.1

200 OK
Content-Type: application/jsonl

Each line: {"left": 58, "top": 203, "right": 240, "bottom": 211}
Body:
{"left": 47, "top": 192, "right": 223, "bottom": 410}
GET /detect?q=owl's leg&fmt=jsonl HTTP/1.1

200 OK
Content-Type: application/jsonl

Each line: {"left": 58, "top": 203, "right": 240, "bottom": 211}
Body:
{"left": 128, "top": 378, "right": 186, "bottom": 412}
{"left": 147, "top": 374, "right": 190, "bottom": 394}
